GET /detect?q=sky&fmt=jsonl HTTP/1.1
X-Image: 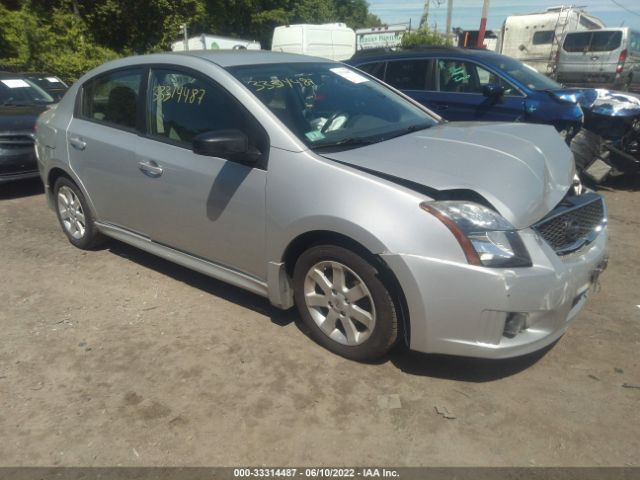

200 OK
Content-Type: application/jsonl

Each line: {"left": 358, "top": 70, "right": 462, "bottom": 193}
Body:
{"left": 367, "top": 0, "right": 640, "bottom": 32}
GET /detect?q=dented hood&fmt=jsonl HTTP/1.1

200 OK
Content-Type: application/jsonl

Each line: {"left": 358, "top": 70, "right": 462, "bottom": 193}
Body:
{"left": 322, "top": 122, "right": 574, "bottom": 229}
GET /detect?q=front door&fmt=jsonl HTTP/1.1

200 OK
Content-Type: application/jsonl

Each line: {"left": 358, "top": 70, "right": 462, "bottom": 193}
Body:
{"left": 134, "top": 67, "right": 268, "bottom": 279}
{"left": 432, "top": 58, "right": 526, "bottom": 122}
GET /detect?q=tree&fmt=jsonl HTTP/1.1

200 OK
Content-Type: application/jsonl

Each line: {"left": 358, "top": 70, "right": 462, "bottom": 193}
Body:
{"left": 401, "top": 28, "right": 448, "bottom": 48}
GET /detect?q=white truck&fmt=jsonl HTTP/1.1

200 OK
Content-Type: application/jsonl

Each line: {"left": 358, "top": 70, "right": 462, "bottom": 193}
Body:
{"left": 171, "top": 34, "right": 261, "bottom": 52}
{"left": 271, "top": 23, "right": 356, "bottom": 61}
{"left": 499, "top": 6, "right": 604, "bottom": 75}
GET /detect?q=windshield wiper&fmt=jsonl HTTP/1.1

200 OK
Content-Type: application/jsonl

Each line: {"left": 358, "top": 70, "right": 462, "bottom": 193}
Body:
{"left": 383, "top": 122, "right": 434, "bottom": 141}
{"left": 312, "top": 137, "right": 378, "bottom": 151}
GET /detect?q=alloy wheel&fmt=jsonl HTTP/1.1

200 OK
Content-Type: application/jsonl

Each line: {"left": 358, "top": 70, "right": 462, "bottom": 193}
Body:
{"left": 303, "top": 260, "right": 376, "bottom": 346}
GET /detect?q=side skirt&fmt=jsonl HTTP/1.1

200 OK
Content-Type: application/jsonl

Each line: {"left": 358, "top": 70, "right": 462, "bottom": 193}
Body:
{"left": 95, "top": 222, "right": 270, "bottom": 299}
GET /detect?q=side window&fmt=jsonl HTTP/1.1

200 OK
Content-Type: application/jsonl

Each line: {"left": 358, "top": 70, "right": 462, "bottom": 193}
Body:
{"left": 357, "top": 61, "right": 386, "bottom": 80}
{"left": 436, "top": 60, "right": 478, "bottom": 93}
{"left": 436, "top": 60, "right": 519, "bottom": 96}
{"left": 533, "top": 31, "right": 554, "bottom": 45}
{"left": 81, "top": 69, "right": 142, "bottom": 129}
{"left": 146, "top": 68, "right": 267, "bottom": 155}
{"left": 631, "top": 31, "right": 640, "bottom": 54}
{"left": 384, "top": 60, "right": 429, "bottom": 90}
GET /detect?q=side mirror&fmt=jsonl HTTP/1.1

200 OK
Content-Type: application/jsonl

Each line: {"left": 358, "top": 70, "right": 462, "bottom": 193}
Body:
{"left": 192, "top": 129, "right": 261, "bottom": 164}
{"left": 483, "top": 83, "right": 505, "bottom": 99}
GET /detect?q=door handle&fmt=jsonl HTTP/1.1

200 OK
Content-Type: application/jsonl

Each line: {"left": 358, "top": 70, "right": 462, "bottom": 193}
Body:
{"left": 138, "top": 160, "right": 163, "bottom": 178}
{"left": 69, "top": 136, "right": 86, "bottom": 151}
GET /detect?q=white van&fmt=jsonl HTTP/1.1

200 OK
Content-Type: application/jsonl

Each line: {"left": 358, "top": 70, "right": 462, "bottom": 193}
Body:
{"left": 171, "top": 34, "right": 261, "bottom": 52}
{"left": 271, "top": 23, "right": 356, "bottom": 61}
{"left": 557, "top": 27, "right": 640, "bottom": 90}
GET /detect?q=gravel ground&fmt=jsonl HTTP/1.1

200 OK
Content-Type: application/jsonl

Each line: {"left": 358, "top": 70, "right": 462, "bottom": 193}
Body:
{"left": 0, "top": 176, "right": 639, "bottom": 467}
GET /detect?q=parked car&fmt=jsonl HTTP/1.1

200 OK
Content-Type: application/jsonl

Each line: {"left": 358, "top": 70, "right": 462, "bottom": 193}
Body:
{"left": 35, "top": 51, "right": 608, "bottom": 361}
{"left": 570, "top": 88, "right": 640, "bottom": 182}
{"left": 22, "top": 73, "right": 69, "bottom": 101}
{"left": 557, "top": 27, "right": 640, "bottom": 91}
{"left": 347, "top": 47, "right": 585, "bottom": 141}
{"left": 1, "top": 72, "right": 55, "bottom": 183}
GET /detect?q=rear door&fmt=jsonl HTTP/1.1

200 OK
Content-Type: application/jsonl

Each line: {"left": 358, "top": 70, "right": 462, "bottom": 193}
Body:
{"left": 431, "top": 58, "right": 525, "bottom": 121}
{"left": 382, "top": 58, "right": 435, "bottom": 107}
{"left": 588, "top": 30, "right": 624, "bottom": 78}
{"left": 66, "top": 68, "right": 150, "bottom": 233}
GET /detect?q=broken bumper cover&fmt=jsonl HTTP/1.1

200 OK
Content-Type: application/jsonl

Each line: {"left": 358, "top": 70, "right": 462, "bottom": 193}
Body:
{"left": 382, "top": 227, "right": 608, "bottom": 358}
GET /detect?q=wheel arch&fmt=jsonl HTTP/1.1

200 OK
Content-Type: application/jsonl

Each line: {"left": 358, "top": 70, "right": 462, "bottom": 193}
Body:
{"left": 280, "top": 230, "right": 411, "bottom": 347}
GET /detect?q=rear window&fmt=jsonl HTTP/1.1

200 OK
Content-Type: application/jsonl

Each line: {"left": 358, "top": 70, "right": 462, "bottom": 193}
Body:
{"left": 533, "top": 31, "right": 554, "bottom": 45}
{"left": 563, "top": 31, "right": 623, "bottom": 53}
{"left": 563, "top": 32, "right": 591, "bottom": 52}
{"left": 590, "top": 31, "right": 622, "bottom": 52}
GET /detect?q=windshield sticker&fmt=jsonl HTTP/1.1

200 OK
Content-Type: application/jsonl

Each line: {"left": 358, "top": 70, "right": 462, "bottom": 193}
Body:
{"left": 247, "top": 77, "right": 315, "bottom": 92}
{"left": 46, "top": 77, "right": 59, "bottom": 83}
{"left": 153, "top": 85, "right": 206, "bottom": 105}
{"left": 1, "top": 79, "right": 30, "bottom": 89}
{"left": 330, "top": 67, "right": 369, "bottom": 84}
{"left": 305, "top": 130, "right": 326, "bottom": 142}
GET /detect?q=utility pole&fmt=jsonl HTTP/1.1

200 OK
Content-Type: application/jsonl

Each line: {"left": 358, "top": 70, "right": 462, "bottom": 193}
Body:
{"left": 476, "top": 0, "right": 490, "bottom": 48}
{"left": 180, "top": 23, "right": 189, "bottom": 51}
{"left": 445, "top": 0, "right": 453, "bottom": 44}
{"left": 419, "top": 0, "right": 430, "bottom": 29}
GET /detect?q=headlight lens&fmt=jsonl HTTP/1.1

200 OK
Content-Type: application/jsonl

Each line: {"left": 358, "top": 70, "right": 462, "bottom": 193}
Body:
{"left": 421, "top": 201, "right": 532, "bottom": 268}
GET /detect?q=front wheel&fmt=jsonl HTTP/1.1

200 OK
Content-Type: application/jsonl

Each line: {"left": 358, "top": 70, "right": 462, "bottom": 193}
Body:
{"left": 293, "top": 245, "right": 399, "bottom": 361}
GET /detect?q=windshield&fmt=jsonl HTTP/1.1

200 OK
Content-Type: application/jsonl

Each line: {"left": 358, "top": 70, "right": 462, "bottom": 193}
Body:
{"left": 0, "top": 77, "right": 55, "bottom": 106}
{"left": 227, "top": 62, "right": 438, "bottom": 150}
{"left": 483, "top": 55, "right": 562, "bottom": 91}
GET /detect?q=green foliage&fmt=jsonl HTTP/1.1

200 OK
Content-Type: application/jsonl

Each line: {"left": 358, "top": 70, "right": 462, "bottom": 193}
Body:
{"left": 401, "top": 28, "right": 448, "bottom": 48}
{"left": 0, "top": 0, "right": 383, "bottom": 81}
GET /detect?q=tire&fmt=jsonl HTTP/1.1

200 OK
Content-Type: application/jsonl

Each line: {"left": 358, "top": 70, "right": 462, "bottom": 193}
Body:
{"left": 53, "top": 177, "right": 104, "bottom": 250}
{"left": 293, "top": 244, "right": 398, "bottom": 361}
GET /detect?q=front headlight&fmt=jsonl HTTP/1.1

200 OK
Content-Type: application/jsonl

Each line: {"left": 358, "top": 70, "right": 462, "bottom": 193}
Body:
{"left": 421, "top": 201, "right": 532, "bottom": 268}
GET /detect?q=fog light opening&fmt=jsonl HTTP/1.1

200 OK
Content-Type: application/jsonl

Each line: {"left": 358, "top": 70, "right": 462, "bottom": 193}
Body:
{"left": 503, "top": 312, "right": 528, "bottom": 338}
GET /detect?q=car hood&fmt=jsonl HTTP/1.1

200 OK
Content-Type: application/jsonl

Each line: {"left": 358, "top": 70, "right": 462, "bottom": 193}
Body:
{"left": 546, "top": 88, "right": 640, "bottom": 117}
{"left": 0, "top": 104, "right": 48, "bottom": 132}
{"left": 321, "top": 122, "right": 573, "bottom": 230}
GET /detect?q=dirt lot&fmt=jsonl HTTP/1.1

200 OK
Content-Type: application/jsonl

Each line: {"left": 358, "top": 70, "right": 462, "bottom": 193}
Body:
{"left": 0, "top": 177, "right": 639, "bottom": 467}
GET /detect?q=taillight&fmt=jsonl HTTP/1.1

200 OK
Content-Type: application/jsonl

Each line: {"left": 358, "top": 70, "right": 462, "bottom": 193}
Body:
{"left": 617, "top": 49, "right": 627, "bottom": 73}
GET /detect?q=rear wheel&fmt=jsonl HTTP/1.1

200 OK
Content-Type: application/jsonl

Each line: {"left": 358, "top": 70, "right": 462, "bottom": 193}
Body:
{"left": 54, "top": 177, "right": 104, "bottom": 249}
{"left": 293, "top": 245, "right": 398, "bottom": 361}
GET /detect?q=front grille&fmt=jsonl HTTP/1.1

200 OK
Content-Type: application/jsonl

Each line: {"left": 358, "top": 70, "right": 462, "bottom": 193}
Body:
{"left": 533, "top": 194, "right": 605, "bottom": 255}
{"left": 0, "top": 133, "right": 35, "bottom": 150}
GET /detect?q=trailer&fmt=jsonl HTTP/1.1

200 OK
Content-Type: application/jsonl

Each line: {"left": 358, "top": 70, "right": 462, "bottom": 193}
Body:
{"left": 171, "top": 34, "right": 261, "bottom": 52}
{"left": 499, "top": 6, "right": 604, "bottom": 75}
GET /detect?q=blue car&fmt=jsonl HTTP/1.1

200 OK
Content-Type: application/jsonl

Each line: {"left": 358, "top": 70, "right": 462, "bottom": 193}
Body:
{"left": 347, "top": 47, "right": 584, "bottom": 141}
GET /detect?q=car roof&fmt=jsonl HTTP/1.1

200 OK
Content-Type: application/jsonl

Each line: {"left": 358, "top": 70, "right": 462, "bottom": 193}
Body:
{"left": 122, "top": 50, "right": 339, "bottom": 68}
{"left": 350, "top": 46, "right": 505, "bottom": 63}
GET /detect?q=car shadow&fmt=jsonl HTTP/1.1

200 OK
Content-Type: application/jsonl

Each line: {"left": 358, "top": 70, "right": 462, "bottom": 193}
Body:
{"left": 106, "top": 240, "right": 298, "bottom": 327}
{"left": 386, "top": 342, "right": 555, "bottom": 382}
{"left": 106, "top": 239, "right": 551, "bottom": 381}
{"left": 598, "top": 173, "right": 640, "bottom": 192}
{"left": 0, "top": 178, "right": 44, "bottom": 199}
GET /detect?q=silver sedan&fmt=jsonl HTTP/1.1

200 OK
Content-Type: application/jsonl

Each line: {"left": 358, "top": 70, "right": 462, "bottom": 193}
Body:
{"left": 35, "top": 51, "right": 608, "bottom": 361}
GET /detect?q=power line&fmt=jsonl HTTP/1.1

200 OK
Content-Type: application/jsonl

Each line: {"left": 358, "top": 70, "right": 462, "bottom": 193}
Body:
{"left": 610, "top": 0, "right": 640, "bottom": 17}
